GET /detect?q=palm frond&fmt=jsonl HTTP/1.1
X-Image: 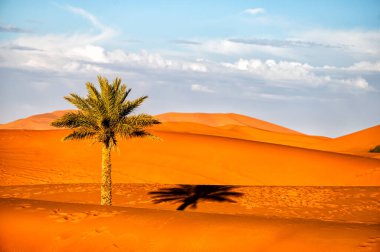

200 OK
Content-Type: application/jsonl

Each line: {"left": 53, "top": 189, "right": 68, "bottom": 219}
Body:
{"left": 53, "top": 75, "right": 158, "bottom": 147}
{"left": 116, "top": 114, "right": 160, "bottom": 139}
{"left": 98, "top": 75, "right": 113, "bottom": 111}
{"left": 63, "top": 128, "right": 97, "bottom": 141}
{"left": 64, "top": 93, "right": 91, "bottom": 111}
{"left": 128, "top": 130, "right": 154, "bottom": 138}
{"left": 112, "top": 77, "right": 122, "bottom": 91}
{"left": 98, "top": 75, "right": 110, "bottom": 98}
{"left": 51, "top": 112, "right": 97, "bottom": 129}
{"left": 125, "top": 114, "right": 161, "bottom": 127}
{"left": 86, "top": 96, "right": 107, "bottom": 116}
{"left": 117, "top": 85, "right": 131, "bottom": 105}
{"left": 120, "top": 96, "right": 148, "bottom": 117}
{"left": 86, "top": 82, "right": 101, "bottom": 102}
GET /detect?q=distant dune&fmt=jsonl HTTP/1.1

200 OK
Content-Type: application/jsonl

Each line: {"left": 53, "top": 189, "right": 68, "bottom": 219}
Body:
{"left": 0, "top": 110, "right": 379, "bottom": 186}
{"left": 0, "top": 110, "right": 302, "bottom": 135}
{"left": 0, "top": 110, "right": 73, "bottom": 130}
{"left": 1, "top": 110, "right": 379, "bottom": 156}
{"left": 156, "top": 112, "right": 302, "bottom": 135}
{"left": 308, "top": 125, "right": 380, "bottom": 158}
{"left": 155, "top": 122, "right": 329, "bottom": 149}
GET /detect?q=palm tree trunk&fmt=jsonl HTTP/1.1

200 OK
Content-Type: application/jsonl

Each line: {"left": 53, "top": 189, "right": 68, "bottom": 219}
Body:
{"left": 101, "top": 144, "right": 112, "bottom": 206}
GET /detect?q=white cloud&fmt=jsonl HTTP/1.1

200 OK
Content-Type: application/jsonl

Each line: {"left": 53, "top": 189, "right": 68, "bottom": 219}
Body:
{"left": 228, "top": 38, "right": 338, "bottom": 49}
{"left": 0, "top": 6, "right": 208, "bottom": 75}
{"left": 201, "top": 39, "right": 252, "bottom": 55}
{"left": 221, "top": 58, "right": 372, "bottom": 90}
{"left": 191, "top": 84, "right": 214, "bottom": 93}
{"left": 108, "top": 50, "right": 208, "bottom": 72}
{"left": 182, "top": 30, "right": 380, "bottom": 66}
{"left": 297, "top": 29, "right": 380, "bottom": 57}
{"left": 346, "top": 61, "right": 380, "bottom": 72}
{"left": 64, "top": 5, "right": 116, "bottom": 41}
{"left": 339, "top": 77, "right": 369, "bottom": 89}
{"left": 222, "top": 58, "right": 315, "bottom": 81}
{"left": 0, "top": 6, "right": 116, "bottom": 73}
{"left": 0, "top": 6, "right": 376, "bottom": 98}
{"left": 244, "top": 8, "right": 265, "bottom": 15}
{"left": 196, "top": 39, "right": 291, "bottom": 57}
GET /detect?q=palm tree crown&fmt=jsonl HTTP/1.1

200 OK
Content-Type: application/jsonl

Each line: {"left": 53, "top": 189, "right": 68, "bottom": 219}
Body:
{"left": 52, "top": 76, "right": 160, "bottom": 206}
{"left": 51, "top": 76, "right": 160, "bottom": 146}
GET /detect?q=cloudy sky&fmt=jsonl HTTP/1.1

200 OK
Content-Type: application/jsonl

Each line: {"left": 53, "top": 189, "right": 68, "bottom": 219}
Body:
{"left": 0, "top": 0, "right": 379, "bottom": 137}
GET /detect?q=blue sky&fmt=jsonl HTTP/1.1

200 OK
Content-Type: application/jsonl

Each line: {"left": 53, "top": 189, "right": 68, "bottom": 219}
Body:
{"left": 0, "top": 0, "right": 379, "bottom": 137}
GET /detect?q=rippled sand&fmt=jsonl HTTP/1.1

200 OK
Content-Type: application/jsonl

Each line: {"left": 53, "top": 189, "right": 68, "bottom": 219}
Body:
{"left": 1, "top": 184, "right": 379, "bottom": 224}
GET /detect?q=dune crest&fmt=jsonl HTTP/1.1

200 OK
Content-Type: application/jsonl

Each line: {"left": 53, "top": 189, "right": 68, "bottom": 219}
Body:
{"left": 1, "top": 129, "right": 379, "bottom": 186}
{"left": 0, "top": 110, "right": 301, "bottom": 134}
{"left": 156, "top": 112, "right": 302, "bottom": 135}
{"left": 309, "top": 125, "right": 380, "bottom": 158}
{"left": 0, "top": 110, "right": 74, "bottom": 130}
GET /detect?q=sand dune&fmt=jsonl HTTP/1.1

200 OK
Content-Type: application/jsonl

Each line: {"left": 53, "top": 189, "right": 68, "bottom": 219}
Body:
{"left": 155, "top": 122, "right": 328, "bottom": 149}
{"left": 1, "top": 111, "right": 380, "bottom": 251}
{"left": 0, "top": 110, "right": 379, "bottom": 186}
{"left": 0, "top": 110, "right": 74, "bottom": 130}
{"left": 3, "top": 110, "right": 379, "bottom": 160}
{"left": 157, "top": 112, "right": 302, "bottom": 134}
{"left": 1, "top": 197, "right": 379, "bottom": 252}
{"left": 309, "top": 125, "right": 380, "bottom": 158}
{"left": 1, "top": 129, "right": 379, "bottom": 186}
{"left": 0, "top": 110, "right": 300, "bottom": 134}
{"left": 0, "top": 110, "right": 303, "bottom": 135}
{"left": 0, "top": 110, "right": 330, "bottom": 150}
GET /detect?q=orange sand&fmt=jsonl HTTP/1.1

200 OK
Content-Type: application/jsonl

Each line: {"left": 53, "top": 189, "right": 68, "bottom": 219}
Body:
{"left": 155, "top": 121, "right": 329, "bottom": 148}
{"left": 309, "top": 125, "right": 380, "bottom": 158}
{"left": 1, "top": 111, "right": 380, "bottom": 251}
{"left": 156, "top": 112, "right": 302, "bottom": 134}
{"left": 1, "top": 129, "right": 380, "bottom": 186}
{"left": 2, "top": 110, "right": 378, "bottom": 157}
{"left": 1, "top": 197, "right": 379, "bottom": 252}
{"left": 0, "top": 110, "right": 73, "bottom": 130}
{"left": 1, "top": 184, "right": 379, "bottom": 224}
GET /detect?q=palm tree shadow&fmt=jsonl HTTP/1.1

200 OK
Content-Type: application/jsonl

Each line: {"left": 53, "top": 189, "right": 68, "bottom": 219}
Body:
{"left": 149, "top": 185, "right": 243, "bottom": 211}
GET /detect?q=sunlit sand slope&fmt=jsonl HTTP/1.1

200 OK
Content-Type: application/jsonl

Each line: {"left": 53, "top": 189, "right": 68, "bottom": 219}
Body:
{"left": 0, "top": 110, "right": 72, "bottom": 130}
{"left": 0, "top": 110, "right": 329, "bottom": 149}
{"left": 1, "top": 198, "right": 379, "bottom": 252}
{"left": 155, "top": 122, "right": 328, "bottom": 148}
{"left": 156, "top": 112, "right": 302, "bottom": 134}
{"left": 309, "top": 125, "right": 380, "bottom": 158}
{"left": 0, "top": 110, "right": 301, "bottom": 135}
{"left": 1, "top": 130, "right": 379, "bottom": 186}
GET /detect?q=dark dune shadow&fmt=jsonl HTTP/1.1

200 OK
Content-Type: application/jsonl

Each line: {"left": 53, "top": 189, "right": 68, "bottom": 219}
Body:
{"left": 149, "top": 185, "right": 243, "bottom": 211}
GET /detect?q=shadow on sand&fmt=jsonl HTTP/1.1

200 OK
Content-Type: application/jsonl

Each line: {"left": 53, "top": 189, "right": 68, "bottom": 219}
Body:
{"left": 149, "top": 185, "right": 243, "bottom": 211}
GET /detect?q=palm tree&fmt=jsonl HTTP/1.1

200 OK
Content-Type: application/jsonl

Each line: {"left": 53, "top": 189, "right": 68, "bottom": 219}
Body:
{"left": 149, "top": 185, "right": 243, "bottom": 211}
{"left": 51, "top": 76, "right": 160, "bottom": 206}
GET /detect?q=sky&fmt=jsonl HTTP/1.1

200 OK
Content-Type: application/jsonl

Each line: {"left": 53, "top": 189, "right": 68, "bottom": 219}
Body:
{"left": 0, "top": 0, "right": 379, "bottom": 137}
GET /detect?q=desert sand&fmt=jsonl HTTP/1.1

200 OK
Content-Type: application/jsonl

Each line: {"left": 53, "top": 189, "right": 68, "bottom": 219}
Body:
{"left": 1, "top": 197, "right": 379, "bottom": 252}
{"left": 1, "top": 128, "right": 379, "bottom": 186}
{"left": 0, "top": 111, "right": 379, "bottom": 251}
